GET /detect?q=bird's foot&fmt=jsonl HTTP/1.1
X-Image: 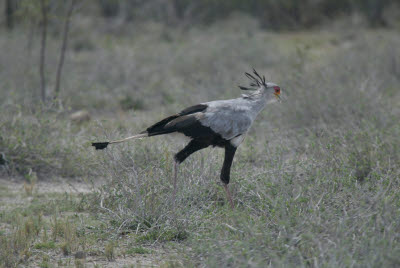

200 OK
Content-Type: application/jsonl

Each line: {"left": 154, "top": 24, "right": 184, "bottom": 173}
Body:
{"left": 223, "top": 184, "right": 234, "bottom": 209}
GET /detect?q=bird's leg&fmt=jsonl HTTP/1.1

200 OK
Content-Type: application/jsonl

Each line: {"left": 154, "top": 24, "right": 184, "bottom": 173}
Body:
{"left": 172, "top": 160, "right": 179, "bottom": 208}
{"left": 172, "top": 140, "right": 209, "bottom": 208}
{"left": 223, "top": 183, "right": 234, "bottom": 209}
{"left": 221, "top": 145, "right": 237, "bottom": 208}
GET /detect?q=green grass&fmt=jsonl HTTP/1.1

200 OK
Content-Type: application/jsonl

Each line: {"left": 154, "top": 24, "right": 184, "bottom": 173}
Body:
{"left": 126, "top": 246, "right": 152, "bottom": 255}
{"left": 34, "top": 241, "right": 56, "bottom": 250}
{"left": 135, "top": 228, "right": 188, "bottom": 244}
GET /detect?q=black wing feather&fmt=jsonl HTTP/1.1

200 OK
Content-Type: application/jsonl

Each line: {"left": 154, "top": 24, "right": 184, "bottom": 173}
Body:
{"left": 144, "top": 104, "right": 208, "bottom": 136}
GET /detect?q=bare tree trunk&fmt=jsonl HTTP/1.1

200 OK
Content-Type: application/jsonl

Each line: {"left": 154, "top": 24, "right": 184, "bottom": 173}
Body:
{"left": 5, "top": 0, "right": 14, "bottom": 30}
{"left": 165, "top": 0, "right": 178, "bottom": 26}
{"left": 39, "top": 0, "right": 48, "bottom": 103}
{"left": 366, "top": 0, "right": 387, "bottom": 27}
{"left": 54, "top": 0, "right": 76, "bottom": 100}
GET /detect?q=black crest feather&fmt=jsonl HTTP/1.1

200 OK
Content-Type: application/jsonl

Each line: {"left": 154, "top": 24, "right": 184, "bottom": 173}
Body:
{"left": 252, "top": 68, "right": 266, "bottom": 85}
{"left": 239, "top": 68, "right": 266, "bottom": 91}
{"left": 238, "top": 86, "right": 251, "bottom": 90}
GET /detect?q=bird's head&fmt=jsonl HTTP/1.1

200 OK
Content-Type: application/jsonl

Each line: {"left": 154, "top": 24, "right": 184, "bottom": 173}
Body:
{"left": 239, "top": 69, "right": 282, "bottom": 103}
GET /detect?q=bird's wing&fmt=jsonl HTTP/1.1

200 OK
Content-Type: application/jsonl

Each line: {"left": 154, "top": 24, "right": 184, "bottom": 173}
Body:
{"left": 199, "top": 100, "right": 253, "bottom": 140}
{"left": 144, "top": 100, "right": 253, "bottom": 141}
{"left": 144, "top": 104, "right": 208, "bottom": 136}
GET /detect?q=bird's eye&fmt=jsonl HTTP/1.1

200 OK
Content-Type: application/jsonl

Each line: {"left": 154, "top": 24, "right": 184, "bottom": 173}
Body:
{"left": 273, "top": 86, "right": 280, "bottom": 94}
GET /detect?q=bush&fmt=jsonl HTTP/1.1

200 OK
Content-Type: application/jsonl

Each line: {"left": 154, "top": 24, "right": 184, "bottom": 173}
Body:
{"left": 0, "top": 104, "right": 98, "bottom": 179}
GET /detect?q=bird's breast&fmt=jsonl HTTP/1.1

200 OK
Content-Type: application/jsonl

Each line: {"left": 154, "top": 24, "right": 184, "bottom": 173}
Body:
{"left": 230, "top": 134, "right": 245, "bottom": 148}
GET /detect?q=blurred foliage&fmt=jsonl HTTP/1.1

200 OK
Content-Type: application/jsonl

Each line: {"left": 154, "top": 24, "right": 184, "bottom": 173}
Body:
{"left": 95, "top": 0, "right": 399, "bottom": 29}
{"left": 3, "top": 0, "right": 399, "bottom": 30}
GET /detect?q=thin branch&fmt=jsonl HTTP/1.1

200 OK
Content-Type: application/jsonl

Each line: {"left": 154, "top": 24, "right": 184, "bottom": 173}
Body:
{"left": 54, "top": 0, "right": 77, "bottom": 100}
{"left": 39, "top": 0, "right": 48, "bottom": 102}
{"left": 100, "top": 196, "right": 121, "bottom": 220}
{"left": 5, "top": 0, "right": 14, "bottom": 30}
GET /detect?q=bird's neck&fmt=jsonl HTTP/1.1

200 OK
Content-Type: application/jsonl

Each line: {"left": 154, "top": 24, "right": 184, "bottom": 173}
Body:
{"left": 246, "top": 93, "right": 267, "bottom": 117}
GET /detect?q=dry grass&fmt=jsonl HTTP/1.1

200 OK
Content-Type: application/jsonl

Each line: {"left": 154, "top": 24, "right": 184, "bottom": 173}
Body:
{"left": 0, "top": 14, "right": 399, "bottom": 267}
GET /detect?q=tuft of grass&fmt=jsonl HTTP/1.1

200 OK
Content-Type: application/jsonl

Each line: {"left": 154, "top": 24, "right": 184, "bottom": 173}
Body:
{"left": 23, "top": 169, "right": 37, "bottom": 196}
{"left": 54, "top": 217, "right": 79, "bottom": 256}
{"left": 104, "top": 241, "right": 116, "bottom": 261}
{"left": 39, "top": 254, "right": 50, "bottom": 268}
{"left": 74, "top": 259, "right": 85, "bottom": 268}
{"left": 135, "top": 228, "right": 188, "bottom": 244}
{"left": 125, "top": 246, "right": 151, "bottom": 255}
{"left": 34, "top": 241, "right": 56, "bottom": 250}
{"left": 60, "top": 242, "right": 71, "bottom": 256}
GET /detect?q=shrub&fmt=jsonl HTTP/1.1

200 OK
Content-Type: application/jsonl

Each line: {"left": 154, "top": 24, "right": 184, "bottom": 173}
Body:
{"left": 0, "top": 104, "right": 98, "bottom": 179}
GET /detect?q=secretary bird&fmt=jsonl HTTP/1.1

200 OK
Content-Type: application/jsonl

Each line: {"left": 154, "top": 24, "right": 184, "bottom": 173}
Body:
{"left": 92, "top": 69, "right": 281, "bottom": 208}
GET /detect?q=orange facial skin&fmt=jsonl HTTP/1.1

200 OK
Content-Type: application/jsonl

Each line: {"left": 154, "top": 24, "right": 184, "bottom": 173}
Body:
{"left": 273, "top": 86, "right": 281, "bottom": 97}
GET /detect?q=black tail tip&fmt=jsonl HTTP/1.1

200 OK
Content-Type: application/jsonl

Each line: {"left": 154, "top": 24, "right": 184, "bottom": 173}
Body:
{"left": 92, "top": 142, "right": 109, "bottom": 150}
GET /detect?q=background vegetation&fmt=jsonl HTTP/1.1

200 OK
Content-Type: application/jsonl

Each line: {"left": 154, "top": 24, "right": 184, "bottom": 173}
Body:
{"left": 1, "top": 0, "right": 400, "bottom": 267}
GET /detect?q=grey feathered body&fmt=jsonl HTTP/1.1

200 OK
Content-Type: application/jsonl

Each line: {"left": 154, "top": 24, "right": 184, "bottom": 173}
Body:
{"left": 200, "top": 94, "right": 266, "bottom": 141}
{"left": 144, "top": 92, "right": 267, "bottom": 150}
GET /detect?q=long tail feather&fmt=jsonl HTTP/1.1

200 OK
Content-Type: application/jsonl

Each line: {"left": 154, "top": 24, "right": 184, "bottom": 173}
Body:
{"left": 92, "top": 142, "right": 109, "bottom": 150}
{"left": 92, "top": 133, "right": 148, "bottom": 150}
